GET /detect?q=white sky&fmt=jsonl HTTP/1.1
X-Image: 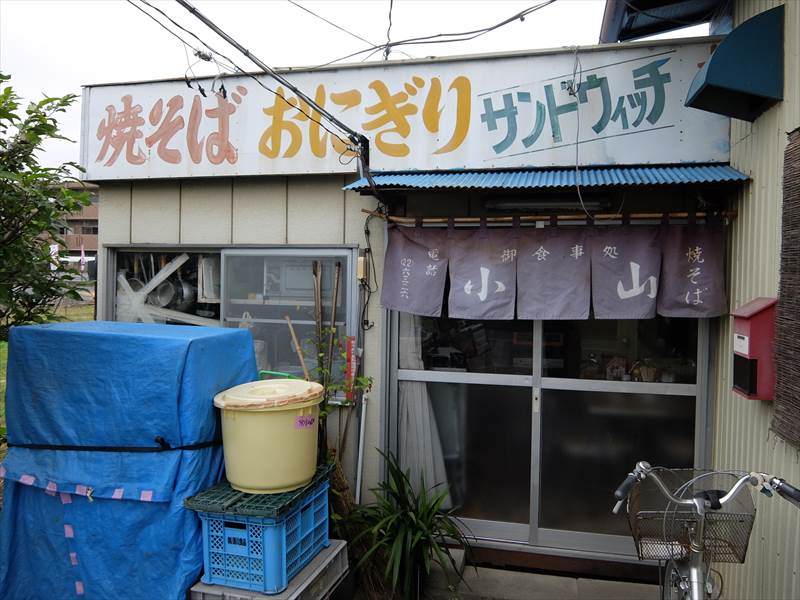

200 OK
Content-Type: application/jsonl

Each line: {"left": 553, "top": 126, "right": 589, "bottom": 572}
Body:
{"left": 0, "top": 0, "right": 707, "bottom": 167}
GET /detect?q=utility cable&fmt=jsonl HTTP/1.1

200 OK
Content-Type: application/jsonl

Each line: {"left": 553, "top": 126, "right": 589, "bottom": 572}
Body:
{"left": 288, "top": 0, "right": 374, "bottom": 47}
{"left": 127, "top": 0, "right": 200, "bottom": 52}
{"left": 383, "top": 0, "right": 394, "bottom": 60}
{"left": 311, "top": 0, "right": 556, "bottom": 69}
{"left": 567, "top": 46, "right": 592, "bottom": 220}
{"left": 287, "top": 0, "right": 414, "bottom": 60}
{"left": 128, "top": 0, "right": 357, "bottom": 154}
{"left": 174, "top": 0, "right": 365, "bottom": 154}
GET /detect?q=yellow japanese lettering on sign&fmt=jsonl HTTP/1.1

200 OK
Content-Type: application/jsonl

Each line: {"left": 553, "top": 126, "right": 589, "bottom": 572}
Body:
{"left": 257, "top": 76, "right": 471, "bottom": 160}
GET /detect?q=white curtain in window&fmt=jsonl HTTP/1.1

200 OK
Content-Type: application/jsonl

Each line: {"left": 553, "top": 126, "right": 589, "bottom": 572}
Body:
{"left": 397, "top": 313, "right": 451, "bottom": 507}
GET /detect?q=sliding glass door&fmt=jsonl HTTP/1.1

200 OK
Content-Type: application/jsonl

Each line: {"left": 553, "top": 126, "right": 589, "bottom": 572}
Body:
{"left": 391, "top": 312, "right": 708, "bottom": 555}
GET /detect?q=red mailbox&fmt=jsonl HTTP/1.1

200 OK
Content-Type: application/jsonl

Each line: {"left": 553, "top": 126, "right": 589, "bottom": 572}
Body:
{"left": 731, "top": 297, "right": 777, "bottom": 401}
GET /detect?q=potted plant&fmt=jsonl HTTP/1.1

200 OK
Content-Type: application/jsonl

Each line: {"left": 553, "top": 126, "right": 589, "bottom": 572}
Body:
{"left": 353, "top": 451, "right": 472, "bottom": 600}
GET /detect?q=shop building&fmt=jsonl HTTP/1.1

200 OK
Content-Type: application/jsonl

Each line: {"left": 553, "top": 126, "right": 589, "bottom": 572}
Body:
{"left": 80, "top": 21, "right": 795, "bottom": 586}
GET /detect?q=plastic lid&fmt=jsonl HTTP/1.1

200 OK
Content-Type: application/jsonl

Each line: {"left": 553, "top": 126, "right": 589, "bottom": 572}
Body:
{"left": 213, "top": 379, "right": 324, "bottom": 410}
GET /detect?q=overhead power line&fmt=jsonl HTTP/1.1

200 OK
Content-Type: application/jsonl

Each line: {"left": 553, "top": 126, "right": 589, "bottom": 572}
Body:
{"left": 288, "top": 0, "right": 374, "bottom": 47}
{"left": 384, "top": 0, "right": 394, "bottom": 60}
{"left": 311, "top": 0, "right": 557, "bottom": 69}
{"left": 287, "top": 0, "right": 414, "bottom": 60}
{"left": 126, "top": 0, "right": 199, "bottom": 53}
{"left": 173, "top": 0, "right": 368, "bottom": 157}
{"left": 127, "top": 0, "right": 357, "bottom": 153}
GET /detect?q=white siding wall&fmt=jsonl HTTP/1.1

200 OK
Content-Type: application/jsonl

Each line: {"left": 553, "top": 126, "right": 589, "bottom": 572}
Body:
{"left": 714, "top": 2, "right": 800, "bottom": 598}
{"left": 95, "top": 174, "right": 384, "bottom": 499}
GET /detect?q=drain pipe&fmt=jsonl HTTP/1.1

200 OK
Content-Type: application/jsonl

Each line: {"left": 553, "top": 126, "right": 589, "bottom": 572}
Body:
{"left": 355, "top": 393, "right": 369, "bottom": 505}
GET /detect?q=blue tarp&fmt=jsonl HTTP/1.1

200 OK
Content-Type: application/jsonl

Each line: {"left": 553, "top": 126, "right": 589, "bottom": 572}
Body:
{"left": 0, "top": 321, "right": 257, "bottom": 600}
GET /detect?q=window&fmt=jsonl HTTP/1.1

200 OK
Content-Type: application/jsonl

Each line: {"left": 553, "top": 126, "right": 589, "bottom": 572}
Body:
{"left": 407, "top": 317, "right": 533, "bottom": 375}
{"left": 393, "top": 311, "right": 705, "bottom": 549}
{"left": 543, "top": 317, "right": 697, "bottom": 383}
{"left": 221, "top": 248, "right": 358, "bottom": 380}
{"left": 81, "top": 226, "right": 98, "bottom": 235}
{"left": 114, "top": 250, "right": 221, "bottom": 325}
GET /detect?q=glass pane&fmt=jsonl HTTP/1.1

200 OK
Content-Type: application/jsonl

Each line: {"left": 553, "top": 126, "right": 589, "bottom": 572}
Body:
{"left": 425, "top": 383, "right": 531, "bottom": 523}
{"left": 222, "top": 254, "right": 349, "bottom": 380}
{"left": 224, "top": 255, "right": 348, "bottom": 324}
{"left": 115, "top": 251, "right": 221, "bottom": 323}
{"left": 403, "top": 314, "right": 533, "bottom": 375}
{"left": 543, "top": 317, "right": 697, "bottom": 383}
{"left": 539, "top": 390, "right": 695, "bottom": 536}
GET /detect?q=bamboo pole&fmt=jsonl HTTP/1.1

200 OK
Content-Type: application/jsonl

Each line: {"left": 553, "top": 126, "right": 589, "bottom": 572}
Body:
{"left": 284, "top": 315, "right": 310, "bottom": 381}
{"left": 360, "top": 208, "right": 738, "bottom": 225}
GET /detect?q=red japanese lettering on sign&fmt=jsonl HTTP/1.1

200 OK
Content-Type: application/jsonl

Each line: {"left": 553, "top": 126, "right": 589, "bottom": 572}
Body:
{"left": 96, "top": 94, "right": 146, "bottom": 166}
{"left": 95, "top": 86, "right": 248, "bottom": 167}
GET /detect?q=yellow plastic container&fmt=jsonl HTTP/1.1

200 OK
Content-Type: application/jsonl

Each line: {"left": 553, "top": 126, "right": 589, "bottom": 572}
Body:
{"left": 214, "top": 379, "right": 324, "bottom": 494}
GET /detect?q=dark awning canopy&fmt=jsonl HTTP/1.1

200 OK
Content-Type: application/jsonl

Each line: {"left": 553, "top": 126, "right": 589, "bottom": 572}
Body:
{"left": 344, "top": 165, "right": 748, "bottom": 192}
{"left": 599, "top": 0, "right": 723, "bottom": 43}
{"left": 685, "top": 5, "right": 784, "bottom": 122}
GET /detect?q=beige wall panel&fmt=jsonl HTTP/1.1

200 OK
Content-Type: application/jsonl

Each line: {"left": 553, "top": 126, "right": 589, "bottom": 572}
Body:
{"left": 714, "top": 3, "right": 800, "bottom": 599}
{"left": 97, "top": 184, "right": 131, "bottom": 320}
{"left": 180, "top": 179, "right": 232, "bottom": 244}
{"left": 359, "top": 200, "right": 386, "bottom": 502}
{"left": 130, "top": 181, "right": 180, "bottom": 244}
{"left": 287, "top": 176, "right": 345, "bottom": 244}
{"left": 344, "top": 188, "right": 378, "bottom": 246}
{"left": 232, "top": 178, "right": 287, "bottom": 244}
{"left": 98, "top": 183, "right": 131, "bottom": 245}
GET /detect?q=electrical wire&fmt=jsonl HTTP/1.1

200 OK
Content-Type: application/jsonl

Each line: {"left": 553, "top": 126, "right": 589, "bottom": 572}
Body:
{"left": 288, "top": 0, "right": 374, "bottom": 47}
{"left": 383, "top": 0, "right": 394, "bottom": 61}
{"left": 127, "top": 0, "right": 200, "bottom": 52}
{"left": 128, "top": 0, "right": 357, "bottom": 156}
{"left": 310, "top": 0, "right": 557, "bottom": 69}
{"left": 567, "top": 46, "right": 592, "bottom": 220}
{"left": 360, "top": 210, "right": 383, "bottom": 331}
{"left": 287, "top": 0, "right": 414, "bottom": 61}
{"left": 172, "top": 0, "right": 363, "bottom": 154}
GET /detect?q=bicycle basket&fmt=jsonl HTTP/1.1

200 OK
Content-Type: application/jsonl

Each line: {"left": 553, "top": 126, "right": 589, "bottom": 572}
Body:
{"left": 627, "top": 469, "right": 756, "bottom": 564}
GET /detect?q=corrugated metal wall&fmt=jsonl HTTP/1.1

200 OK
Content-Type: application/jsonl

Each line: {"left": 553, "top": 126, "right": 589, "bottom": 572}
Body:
{"left": 714, "top": 2, "right": 800, "bottom": 598}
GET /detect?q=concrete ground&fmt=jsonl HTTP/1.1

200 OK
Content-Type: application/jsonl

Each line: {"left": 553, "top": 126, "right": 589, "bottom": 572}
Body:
{"left": 425, "top": 551, "right": 659, "bottom": 600}
{"left": 425, "top": 567, "right": 659, "bottom": 600}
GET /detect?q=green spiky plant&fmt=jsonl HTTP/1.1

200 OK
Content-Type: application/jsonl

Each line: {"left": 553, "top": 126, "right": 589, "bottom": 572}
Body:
{"left": 353, "top": 450, "right": 472, "bottom": 600}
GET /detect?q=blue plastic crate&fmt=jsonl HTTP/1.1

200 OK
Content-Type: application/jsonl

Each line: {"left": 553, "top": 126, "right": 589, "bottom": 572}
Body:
{"left": 196, "top": 479, "right": 329, "bottom": 594}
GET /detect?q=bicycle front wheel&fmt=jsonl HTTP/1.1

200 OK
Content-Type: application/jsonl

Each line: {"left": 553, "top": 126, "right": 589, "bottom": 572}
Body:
{"left": 662, "top": 560, "right": 690, "bottom": 600}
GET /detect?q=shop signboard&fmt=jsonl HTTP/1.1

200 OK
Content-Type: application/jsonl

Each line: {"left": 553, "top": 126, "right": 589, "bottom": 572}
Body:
{"left": 81, "top": 39, "right": 729, "bottom": 180}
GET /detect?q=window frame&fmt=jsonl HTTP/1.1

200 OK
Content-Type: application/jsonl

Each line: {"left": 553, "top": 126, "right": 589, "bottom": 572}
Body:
{"left": 388, "top": 311, "right": 711, "bottom": 557}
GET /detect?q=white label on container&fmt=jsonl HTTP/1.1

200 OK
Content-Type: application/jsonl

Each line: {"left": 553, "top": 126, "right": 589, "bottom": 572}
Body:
{"left": 734, "top": 334, "right": 750, "bottom": 355}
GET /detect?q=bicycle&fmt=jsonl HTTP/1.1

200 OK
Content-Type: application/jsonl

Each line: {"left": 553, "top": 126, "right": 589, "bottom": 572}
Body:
{"left": 612, "top": 461, "right": 800, "bottom": 600}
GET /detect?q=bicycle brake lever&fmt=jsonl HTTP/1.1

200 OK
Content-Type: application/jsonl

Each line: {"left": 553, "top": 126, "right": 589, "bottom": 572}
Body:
{"left": 760, "top": 485, "right": 774, "bottom": 498}
{"left": 612, "top": 499, "right": 625, "bottom": 515}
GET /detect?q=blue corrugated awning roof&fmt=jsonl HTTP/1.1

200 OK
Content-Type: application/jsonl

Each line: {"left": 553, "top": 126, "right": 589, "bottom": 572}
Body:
{"left": 344, "top": 165, "right": 749, "bottom": 191}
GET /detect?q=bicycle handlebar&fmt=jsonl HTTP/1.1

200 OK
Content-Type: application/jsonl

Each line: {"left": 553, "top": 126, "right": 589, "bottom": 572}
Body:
{"left": 613, "top": 473, "right": 639, "bottom": 501}
{"left": 773, "top": 478, "right": 800, "bottom": 503}
{"left": 611, "top": 461, "right": 800, "bottom": 514}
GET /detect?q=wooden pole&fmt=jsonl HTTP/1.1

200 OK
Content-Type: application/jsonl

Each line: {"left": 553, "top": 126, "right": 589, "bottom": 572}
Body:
{"left": 284, "top": 315, "right": 310, "bottom": 381}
